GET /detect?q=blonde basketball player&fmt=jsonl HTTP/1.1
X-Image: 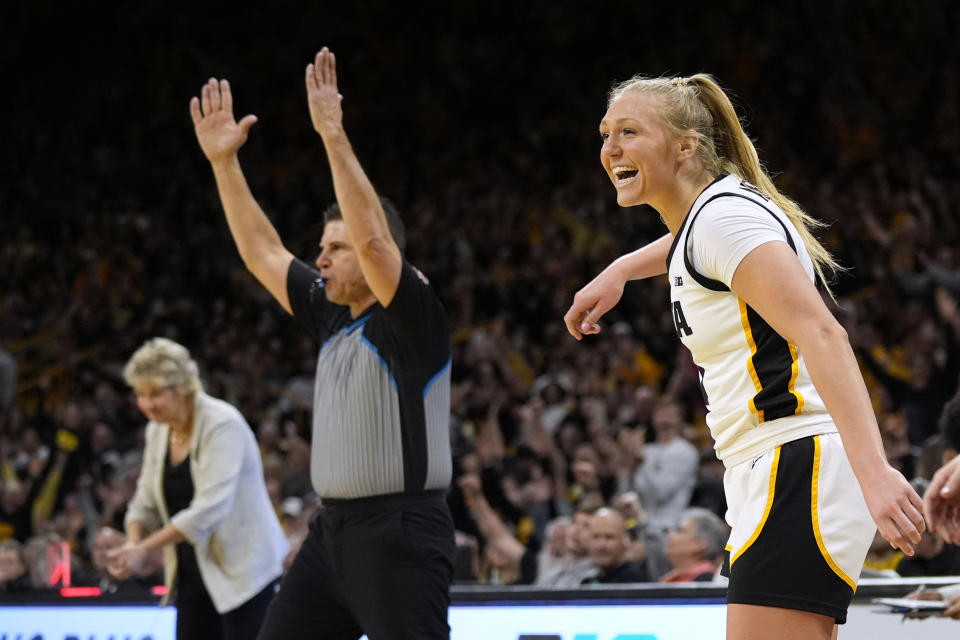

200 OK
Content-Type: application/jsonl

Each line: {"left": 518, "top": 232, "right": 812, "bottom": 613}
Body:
{"left": 563, "top": 75, "right": 925, "bottom": 640}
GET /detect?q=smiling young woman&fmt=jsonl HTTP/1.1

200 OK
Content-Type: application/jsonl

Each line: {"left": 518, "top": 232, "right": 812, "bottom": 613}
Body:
{"left": 565, "top": 74, "right": 925, "bottom": 640}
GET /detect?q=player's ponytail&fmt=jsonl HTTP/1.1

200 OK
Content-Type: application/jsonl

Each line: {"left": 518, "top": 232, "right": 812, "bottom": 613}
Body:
{"left": 609, "top": 74, "right": 841, "bottom": 297}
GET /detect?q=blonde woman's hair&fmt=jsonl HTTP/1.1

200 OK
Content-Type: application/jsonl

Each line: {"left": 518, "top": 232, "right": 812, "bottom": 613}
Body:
{"left": 609, "top": 74, "right": 841, "bottom": 295}
{"left": 123, "top": 337, "right": 202, "bottom": 398}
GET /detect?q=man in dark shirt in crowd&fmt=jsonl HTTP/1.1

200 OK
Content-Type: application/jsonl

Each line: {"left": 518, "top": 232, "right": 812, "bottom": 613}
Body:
{"left": 191, "top": 46, "right": 454, "bottom": 639}
{"left": 582, "top": 508, "right": 647, "bottom": 584}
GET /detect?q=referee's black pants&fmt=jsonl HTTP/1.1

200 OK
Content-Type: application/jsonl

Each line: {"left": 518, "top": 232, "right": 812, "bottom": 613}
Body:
{"left": 257, "top": 490, "right": 455, "bottom": 640}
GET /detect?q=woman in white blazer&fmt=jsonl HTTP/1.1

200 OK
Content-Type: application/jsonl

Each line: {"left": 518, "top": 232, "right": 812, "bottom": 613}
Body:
{"left": 108, "top": 337, "right": 289, "bottom": 640}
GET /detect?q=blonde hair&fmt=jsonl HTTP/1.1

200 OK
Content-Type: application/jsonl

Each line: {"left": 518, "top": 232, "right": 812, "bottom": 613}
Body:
{"left": 609, "top": 74, "right": 841, "bottom": 295}
{"left": 123, "top": 337, "right": 202, "bottom": 398}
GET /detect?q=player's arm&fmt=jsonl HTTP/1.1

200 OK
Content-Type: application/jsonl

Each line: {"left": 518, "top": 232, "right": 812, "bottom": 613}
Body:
{"left": 563, "top": 233, "right": 672, "bottom": 340}
{"left": 730, "top": 241, "right": 925, "bottom": 555}
{"left": 305, "top": 48, "right": 403, "bottom": 307}
{"left": 190, "top": 78, "right": 295, "bottom": 314}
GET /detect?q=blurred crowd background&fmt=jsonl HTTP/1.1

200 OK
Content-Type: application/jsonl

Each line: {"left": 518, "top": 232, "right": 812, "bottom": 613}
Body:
{"left": 3, "top": 2, "right": 960, "bottom": 594}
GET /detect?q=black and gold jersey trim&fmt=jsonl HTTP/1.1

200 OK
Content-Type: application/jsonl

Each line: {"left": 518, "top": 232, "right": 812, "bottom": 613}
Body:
{"left": 739, "top": 298, "right": 804, "bottom": 422}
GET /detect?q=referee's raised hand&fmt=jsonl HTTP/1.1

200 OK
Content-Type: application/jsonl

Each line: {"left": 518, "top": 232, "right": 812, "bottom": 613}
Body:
{"left": 190, "top": 78, "right": 258, "bottom": 165}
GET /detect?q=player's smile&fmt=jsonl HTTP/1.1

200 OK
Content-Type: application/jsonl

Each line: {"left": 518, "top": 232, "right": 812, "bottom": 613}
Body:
{"left": 612, "top": 164, "right": 639, "bottom": 187}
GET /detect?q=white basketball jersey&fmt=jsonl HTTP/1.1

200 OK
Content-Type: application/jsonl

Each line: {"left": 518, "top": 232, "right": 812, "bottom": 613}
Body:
{"left": 667, "top": 174, "right": 835, "bottom": 467}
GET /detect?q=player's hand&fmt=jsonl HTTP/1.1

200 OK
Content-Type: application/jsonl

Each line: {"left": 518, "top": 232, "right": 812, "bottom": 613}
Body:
{"left": 563, "top": 266, "right": 627, "bottom": 340}
{"left": 924, "top": 456, "right": 960, "bottom": 543}
{"left": 190, "top": 78, "right": 258, "bottom": 165}
{"left": 861, "top": 465, "right": 925, "bottom": 555}
{"left": 305, "top": 47, "right": 344, "bottom": 138}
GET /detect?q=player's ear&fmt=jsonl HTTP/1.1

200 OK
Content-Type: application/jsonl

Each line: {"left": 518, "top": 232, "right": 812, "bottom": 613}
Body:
{"left": 677, "top": 131, "right": 699, "bottom": 162}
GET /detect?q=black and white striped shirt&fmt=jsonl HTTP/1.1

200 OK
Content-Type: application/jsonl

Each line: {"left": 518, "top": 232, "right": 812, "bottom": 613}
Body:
{"left": 287, "top": 259, "right": 452, "bottom": 499}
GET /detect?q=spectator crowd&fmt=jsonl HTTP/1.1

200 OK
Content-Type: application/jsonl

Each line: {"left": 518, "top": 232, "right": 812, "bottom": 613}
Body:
{"left": 3, "top": 2, "right": 960, "bottom": 594}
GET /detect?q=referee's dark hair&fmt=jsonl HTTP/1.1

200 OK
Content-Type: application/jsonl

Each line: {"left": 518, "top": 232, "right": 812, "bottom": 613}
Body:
{"left": 939, "top": 391, "right": 960, "bottom": 454}
{"left": 322, "top": 197, "right": 406, "bottom": 255}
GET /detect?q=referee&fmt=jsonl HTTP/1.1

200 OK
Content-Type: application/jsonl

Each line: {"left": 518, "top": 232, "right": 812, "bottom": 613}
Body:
{"left": 190, "top": 47, "right": 454, "bottom": 639}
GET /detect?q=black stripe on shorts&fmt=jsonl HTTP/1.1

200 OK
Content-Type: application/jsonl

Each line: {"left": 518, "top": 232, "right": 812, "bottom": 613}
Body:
{"left": 724, "top": 436, "right": 855, "bottom": 624}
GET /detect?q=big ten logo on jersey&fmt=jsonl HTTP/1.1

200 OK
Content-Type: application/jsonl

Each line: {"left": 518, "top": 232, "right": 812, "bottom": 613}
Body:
{"left": 517, "top": 635, "right": 657, "bottom": 640}
{"left": 672, "top": 300, "right": 692, "bottom": 337}
{"left": 739, "top": 180, "right": 770, "bottom": 201}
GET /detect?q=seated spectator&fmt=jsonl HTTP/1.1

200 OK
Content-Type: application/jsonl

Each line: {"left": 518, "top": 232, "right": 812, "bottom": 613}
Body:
{"left": 536, "top": 502, "right": 599, "bottom": 587}
{"left": 581, "top": 508, "right": 647, "bottom": 584}
{"left": 0, "top": 539, "right": 30, "bottom": 592}
{"left": 660, "top": 507, "right": 727, "bottom": 583}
